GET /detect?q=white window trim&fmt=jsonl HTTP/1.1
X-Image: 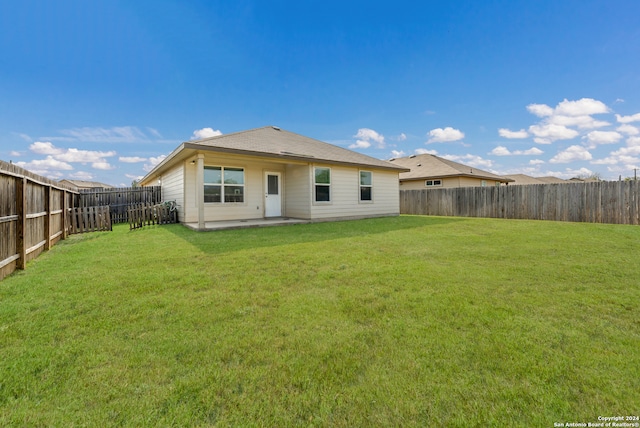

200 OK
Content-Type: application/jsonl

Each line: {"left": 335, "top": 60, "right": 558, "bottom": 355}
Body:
{"left": 359, "top": 170, "right": 373, "bottom": 203}
{"left": 425, "top": 179, "right": 442, "bottom": 187}
{"left": 204, "top": 165, "right": 246, "bottom": 204}
{"left": 313, "top": 166, "right": 332, "bottom": 204}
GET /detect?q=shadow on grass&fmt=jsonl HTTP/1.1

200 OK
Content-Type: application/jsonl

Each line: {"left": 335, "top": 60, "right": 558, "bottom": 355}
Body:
{"left": 163, "top": 215, "right": 465, "bottom": 255}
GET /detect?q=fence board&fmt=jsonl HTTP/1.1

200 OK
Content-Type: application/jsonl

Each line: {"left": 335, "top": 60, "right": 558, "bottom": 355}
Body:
{"left": 400, "top": 181, "right": 640, "bottom": 225}
{"left": 69, "top": 206, "right": 112, "bottom": 233}
{"left": 78, "top": 186, "right": 162, "bottom": 224}
{"left": 128, "top": 203, "right": 178, "bottom": 230}
{"left": 1, "top": 161, "right": 81, "bottom": 280}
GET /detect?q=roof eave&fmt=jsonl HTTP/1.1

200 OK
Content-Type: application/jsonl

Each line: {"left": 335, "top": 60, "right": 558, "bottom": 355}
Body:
{"left": 147, "top": 142, "right": 409, "bottom": 173}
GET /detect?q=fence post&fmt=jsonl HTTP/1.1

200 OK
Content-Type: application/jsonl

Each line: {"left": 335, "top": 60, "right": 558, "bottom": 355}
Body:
{"left": 62, "top": 190, "right": 68, "bottom": 239}
{"left": 16, "top": 177, "right": 27, "bottom": 270}
{"left": 44, "top": 184, "right": 51, "bottom": 251}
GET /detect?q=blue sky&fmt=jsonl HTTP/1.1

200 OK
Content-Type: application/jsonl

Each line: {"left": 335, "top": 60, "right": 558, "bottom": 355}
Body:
{"left": 2, "top": 0, "right": 640, "bottom": 186}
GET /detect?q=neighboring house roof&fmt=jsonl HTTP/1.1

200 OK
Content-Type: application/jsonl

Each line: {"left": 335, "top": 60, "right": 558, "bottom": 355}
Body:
{"left": 58, "top": 179, "right": 113, "bottom": 189}
{"left": 389, "top": 153, "right": 513, "bottom": 183}
{"left": 536, "top": 176, "right": 567, "bottom": 184}
{"left": 568, "top": 177, "right": 599, "bottom": 182}
{"left": 502, "top": 174, "right": 548, "bottom": 185}
{"left": 502, "top": 174, "right": 570, "bottom": 185}
{"left": 142, "top": 126, "right": 408, "bottom": 182}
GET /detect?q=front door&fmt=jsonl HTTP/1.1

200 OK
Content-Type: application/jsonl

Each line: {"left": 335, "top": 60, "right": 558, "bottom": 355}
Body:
{"left": 264, "top": 172, "right": 282, "bottom": 217}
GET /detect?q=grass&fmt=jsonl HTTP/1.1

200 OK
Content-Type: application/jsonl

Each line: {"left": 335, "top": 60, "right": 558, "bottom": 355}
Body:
{"left": 0, "top": 215, "right": 638, "bottom": 427}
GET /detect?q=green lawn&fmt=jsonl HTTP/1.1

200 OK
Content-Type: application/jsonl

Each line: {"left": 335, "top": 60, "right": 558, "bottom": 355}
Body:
{"left": 1, "top": 216, "right": 638, "bottom": 426}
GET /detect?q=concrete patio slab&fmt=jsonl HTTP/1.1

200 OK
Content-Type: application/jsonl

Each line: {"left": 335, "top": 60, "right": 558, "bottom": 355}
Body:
{"left": 183, "top": 217, "right": 310, "bottom": 231}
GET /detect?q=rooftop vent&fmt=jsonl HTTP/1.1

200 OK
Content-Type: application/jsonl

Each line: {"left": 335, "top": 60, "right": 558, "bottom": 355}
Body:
{"left": 272, "top": 126, "right": 281, "bottom": 131}
{"left": 409, "top": 154, "right": 416, "bottom": 158}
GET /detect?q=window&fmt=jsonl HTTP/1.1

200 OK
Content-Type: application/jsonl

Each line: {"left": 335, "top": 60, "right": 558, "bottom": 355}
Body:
{"left": 360, "top": 171, "right": 372, "bottom": 201}
{"left": 204, "top": 166, "right": 244, "bottom": 203}
{"left": 314, "top": 167, "right": 331, "bottom": 202}
{"left": 426, "top": 179, "right": 442, "bottom": 187}
{"left": 481, "top": 180, "right": 487, "bottom": 187}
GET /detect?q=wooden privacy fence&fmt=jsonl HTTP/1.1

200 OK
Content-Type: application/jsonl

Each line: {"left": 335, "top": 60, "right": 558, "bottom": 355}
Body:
{"left": 78, "top": 186, "right": 162, "bottom": 224}
{"left": 69, "top": 206, "right": 112, "bottom": 233}
{"left": 400, "top": 181, "right": 640, "bottom": 225}
{"left": 0, "top": 160, "right": 79, "bottom": 281}
{"left": 128, "top": 203, "right": 178, "bottom": 230}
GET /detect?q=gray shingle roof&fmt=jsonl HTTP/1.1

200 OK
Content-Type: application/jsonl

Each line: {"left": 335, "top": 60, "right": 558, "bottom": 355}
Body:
{"left": 389, "top": 153, "right": 513, "bottom": 182}
{"left": 184, "top": 126, "right": 406, "bottom": 170}
{"left": 143, "top": 127, "right": 407, "bottom": 182}
{"left": 501, "top": 174, "right": 547, "bottom": 185}
{"left": 58, "top": 179, "right": 113, "bottom": 189}
{"left": 536, "top": 176, "right": 567, "bottom": 184}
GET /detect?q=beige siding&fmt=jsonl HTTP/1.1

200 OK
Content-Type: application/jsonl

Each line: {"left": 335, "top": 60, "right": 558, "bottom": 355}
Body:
{"left": 183, "top": 162, "right": 198, "bottom": 223}
{"left": 309, "top": 165, "right": 400, "bottom": 220}
{"left": 284, "top": 164, "right": 311, "bottom": 219}
{"left": 160, "top": 164, "right": 185, "bottom": 221}
{"left": 400, "top": 176, "right": 502, "bottom": 189}
{"left": 180, "top": 152, "right": 401, "bottom": 224}
{"left": 184, "top": 152, "right": 290, "bottom": 222}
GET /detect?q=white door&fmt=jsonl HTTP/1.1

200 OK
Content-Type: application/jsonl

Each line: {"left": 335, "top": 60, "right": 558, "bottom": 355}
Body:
{"left": 264, "top": 172, "right": 282, "bottom": 217}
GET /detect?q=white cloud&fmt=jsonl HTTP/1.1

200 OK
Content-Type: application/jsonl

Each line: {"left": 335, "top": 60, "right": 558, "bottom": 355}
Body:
{"left": 390, "top": 150, "right": 405, "bottom": 158}
{"left": 349, "top": 140, "right": 371, "bottom": 149}
{"left": 427, "top": 127, "right": 464, "bottom": 143}
{"left": 564, "top": 167, "right": 595, "bottom": 177}
{"left": 529, "top": 159, "right": 545, "bottom": 165}
{"left": 554, "top": 98, "right": 610, "bottom": 116}
{"left": 352, "top": 128, "right": 385, "bottom": 149}
{"left": 492, "top": 146, "right": 544, "bottom": 156}
{"left": 592, "top": 144, "right": 640, "bottom": 167}
{"left": 191, "top": 127, "right": 222, "bottom": 140}
{"left": 498, "top": 128, "right": 528, "bottom": 139}
{"left": 414, "top": 148, "right": 438, "bottom": 155}
{"left": 55, "top": 148, "right": 117, "bottom": 163}
{"left": 549, "top": 145, "right": 593, "bottom": 164}
{"left": 442, "top": 154, "right": 493, "bottom": 169}
{"left": 491, "top": 146, "right": 511, "bottom": 156}
{"left": 55, "top": 126, "right": 149, "bottom": 143}
{"left": 617, "top": 124, "right": 639, "bottom": 135}
{"left": 397, "top": 133, "right": 407, "bottom": 141}
{"left": 519, "top": 98, "right": 612, "bottom": 145}
{"left": 521, "top": 147, "right": 544, "bottom": 155}
{"left": 590, "top": 157, "right": 618, "bottom": 165}
{"left": 69, "top": 171, "right": 95, "bottom": 180}
{"left": 529, "top": 123, "right": 579, "bottom": 144}
{"left": 615, "top": 113, "right": 640, "bottom": 123}
{"left": 26, "top": 141, "right": 116, "bottom": 173}
{"left": 548, "top": 114, "right": 609, "bottom": 129}
{"left": 92, "top": 161, "right": 115, "bottom": 170}
{"left": 628, "top": 136, "right": 640, "bottom": 147}
{"left": 16, "top": 156, "right": 73, "bottom": 171}
{"left": 582, "top": 131, "right": 622, "bottom": 148}
{"left": 29, "top": 141, "right": 66, "bottom": 155}
{"left": 527, "top": 103, "right": 554, "bottom": 117}
{"left": 9, "top": 151, "right": 22, "bottom": 157}
{"left": 143, "top": 155, "right": 167, "bottom": 172}
{"left": 147, "top": 127, "right": 163, "bottom": 138}
{"left": 119, "top": 156, "right": 147, "bottom": 163}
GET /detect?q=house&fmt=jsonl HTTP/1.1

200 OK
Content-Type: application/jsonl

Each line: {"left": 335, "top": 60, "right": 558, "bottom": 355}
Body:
{"left": 388, "top": 153, "right": 513, "bottom": 189}
{"left": 501, "top": 174, "right": 566, "bottom": 185}
{"left": 536, "top": 176, "right": 567, "bottom": 184}
{"left": 139, "top": 126, "right": 409, "bottom": 229}
{"left": 58, "top": 179, "right": 113, "bottom": 190}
